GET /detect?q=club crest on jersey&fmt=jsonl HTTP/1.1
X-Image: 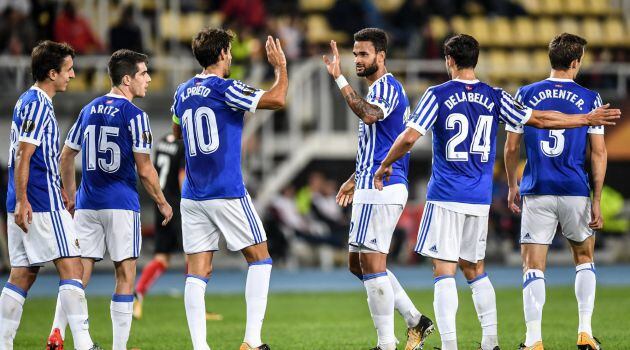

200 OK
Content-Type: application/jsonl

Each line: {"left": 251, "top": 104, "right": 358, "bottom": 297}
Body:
{"left": 21, "top": 120, "right": 35, "bottom": 133}
{"left": 142, "top": 131, "right": 153, "bottom": 144}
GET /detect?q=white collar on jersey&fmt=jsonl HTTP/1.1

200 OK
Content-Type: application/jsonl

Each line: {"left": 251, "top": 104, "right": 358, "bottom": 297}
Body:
{"left": 368, "top": 72, "right": 392, "bottom": 90}
{"left": 452, "top": 78, "right": 480, "bottom": 84}
{"left": 105, "top": 92, "right": 129, "bottom": 100}
{"left": 30, "top": 85, "right": 52, "bottom": 103}
{"left": 546, "top": 77, "right": 574, "bottom": 82}
{"left": 195, "top": 73, "right": 218, "bottom": 79}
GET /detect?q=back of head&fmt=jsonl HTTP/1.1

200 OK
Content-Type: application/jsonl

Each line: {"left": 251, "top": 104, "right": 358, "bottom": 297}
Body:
{"left": 192, "top": 28, "right": 234, "bottom": 68}
{"left": 443, "top": 34, "right": 479, "bottom": 69}
{"left": 548, "top": 33, "right": 587, "bottom": 70}
{"left": 31, "top": 40, "right": 75, "bottom": 82}
{"left": 353, "top": 27, "right": 388, "bottom": 55}
{"left": 108, "top": 49, "right": 148, "bottom": 86}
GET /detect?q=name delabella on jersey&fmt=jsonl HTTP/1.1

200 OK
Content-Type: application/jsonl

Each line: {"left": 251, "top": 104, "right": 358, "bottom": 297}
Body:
{"left": 65, "top": 93, "right": 152, "bottom": 211}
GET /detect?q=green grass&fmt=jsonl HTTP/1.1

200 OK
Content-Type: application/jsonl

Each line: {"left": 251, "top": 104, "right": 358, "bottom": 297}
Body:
{"left": 15, "top": 286, "right": 629, "bottom": 349}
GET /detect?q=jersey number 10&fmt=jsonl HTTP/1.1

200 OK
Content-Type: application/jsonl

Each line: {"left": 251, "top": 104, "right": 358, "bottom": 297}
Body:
{"left": 182, "top": 107, "right": 220, "bottom": 156}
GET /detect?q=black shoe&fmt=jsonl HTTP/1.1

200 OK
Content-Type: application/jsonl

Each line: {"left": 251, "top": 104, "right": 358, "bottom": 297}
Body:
{"left": 258, "top": 345, "right": 271, "bottom": 350}
{"left": 370, "top": 347, "right": 397, "bottom": 350}
{"left": 406, "top": 315, "right": 435, "bottom": 350}
{"left": 89, "top": 344, "right": 104, "bottom": 350}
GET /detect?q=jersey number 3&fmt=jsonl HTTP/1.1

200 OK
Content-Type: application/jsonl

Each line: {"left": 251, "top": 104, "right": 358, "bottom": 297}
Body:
{"left": 445, "top": 113, "right": 493, "bottom": 162}
{"left": 540, "top": 129, "right": 565, "bottom": 157}
{"left": 182, "top": 107, "right": 220, "bottom": 156}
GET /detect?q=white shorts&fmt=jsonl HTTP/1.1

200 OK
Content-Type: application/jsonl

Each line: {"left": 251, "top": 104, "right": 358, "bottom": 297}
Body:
{"left": 75, "top": 209, "right": 141, "bottom": 262}
{"left": 414, "top": 202, "right": 488, "bottom": 263}
{"left": 520, "top": 195, "right": 593, "bottom": 245}
{"left": 348, "top": 203, "right": 404, "bottom": 254}
{"left": 181, "top": 195, "right": 267, "bottom": 254}
{"left": 8, "top": 210, "right": 80, "bottom": 267}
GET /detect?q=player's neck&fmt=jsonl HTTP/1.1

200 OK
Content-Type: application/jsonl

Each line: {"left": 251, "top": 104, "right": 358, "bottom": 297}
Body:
{"left": 365, "top": 66, "right": 388, "bottom": 85}
{"left": 549, "top": 69, "right": 575, "bottom": 81}
{"left": 201, "top": 66, "right": 224, "bottom": 78}
{"left": 33, "top": 81, "right": 56, "bottom": 99}
{"left": 110, "top": 86, "right": 134, "bottom": 101}
{"left": 450, "top": 68, "right": 476, "bottom": 81}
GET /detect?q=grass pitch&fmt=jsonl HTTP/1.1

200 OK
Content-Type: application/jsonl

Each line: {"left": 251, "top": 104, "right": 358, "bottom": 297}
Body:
{"left": 15, "top": 286, "right": 628, "bottom": 349}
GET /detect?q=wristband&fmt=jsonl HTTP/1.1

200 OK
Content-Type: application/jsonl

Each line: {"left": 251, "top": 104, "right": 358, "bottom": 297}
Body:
{"left": 335, "top": 75, "right": 349, "bottom": 89}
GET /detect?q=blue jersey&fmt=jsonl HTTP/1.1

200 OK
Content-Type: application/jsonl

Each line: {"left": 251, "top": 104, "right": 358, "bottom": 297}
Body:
{"left": 172, "top": 74, "right": 265, "bottom": 200}
{"left": 7, "top": 86, "right": 64, "bottom": 212}
{"left": 508, "top": 78, "right": 603, "bottom": 197}
{"left": 407, "top": 79, "right": 531, "bottom": 206}
{"left": 65, "top": 93, "right": 153, "bottom": 211}
{"left": 355, "top": 73, "right": 410, "bottom": 190}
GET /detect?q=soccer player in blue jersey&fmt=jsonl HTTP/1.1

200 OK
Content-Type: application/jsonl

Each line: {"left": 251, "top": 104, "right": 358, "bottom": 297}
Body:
{"left": 324, "top": 28, "right": 433, "bottom": 350}
{"left": 1, "top": 41, "right": 102, "bottom": 350}
{"left": 46, "top": 49, "right": 173, "bottom": 350}
{"left": 171, "top": 28, "right": 287, "bottom": 350}
{"left": 504, "top": 34, "right": 606, "bottom": 350}
{"left": 373, "top": 34, "right": 619, "bottom": 350}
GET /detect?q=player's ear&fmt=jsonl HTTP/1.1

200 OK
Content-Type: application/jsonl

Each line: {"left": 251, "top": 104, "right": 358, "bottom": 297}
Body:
{"left": 47, "top": 69, "right": 58, "bottom": 81}
{"left": 378, "top": 51, "right": 386, "bottom": 64}
{"left": 122, "top": 74, "right": 131, "bottom": 86}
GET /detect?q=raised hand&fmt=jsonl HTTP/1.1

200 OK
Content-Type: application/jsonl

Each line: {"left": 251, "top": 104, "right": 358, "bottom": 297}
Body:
{"left": 336, "top": 177, "right": 355, "bottom": 207}
{"left": 322, "top": 40, "right": 342, "bottom": 79}
{"left": 587, "top": 104, "right": 621, "bottom": 126}
{"left": 507, "top": 185, "right": 521, "bottom": 214}
{"left": 265, "top": 36, "right": 286, "bottom": 68}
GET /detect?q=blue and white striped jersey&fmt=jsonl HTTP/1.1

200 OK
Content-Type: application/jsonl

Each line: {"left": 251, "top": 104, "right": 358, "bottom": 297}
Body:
{"left": 172, "top": 74, "right": 265, "bottom": 200}
{"left": 65, "top": 93, "right": 152, "bottom": 211}
{"left": 507, "top": 78, "right": 603, "bottom": 197}
{"left": 7, "top": 86, "right": 64, "bottom": 212}
{"left": 407, "top": 79, "right": 531, "bottom": 210}
{"left": 355, "top": 73, "right": 410, "bottom": 193}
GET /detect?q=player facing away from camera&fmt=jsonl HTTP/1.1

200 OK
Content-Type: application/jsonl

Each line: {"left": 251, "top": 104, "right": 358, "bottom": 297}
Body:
{"left": 1, "top": 41, "right": 102, "bottom": 350}
{"left": 171, "top": 28, "right": 287, "bottom": 350}
{"left": 504, "top": 34, "right": 607, "bottom": 350}
{"left": 323, "top": 28, "right": 433, "bottom": 350}
{"left": 46, "top": 49, "right": 173, "bottom": 350}
{"left": 373, "top": 34, "right": 620, "bottom": 350}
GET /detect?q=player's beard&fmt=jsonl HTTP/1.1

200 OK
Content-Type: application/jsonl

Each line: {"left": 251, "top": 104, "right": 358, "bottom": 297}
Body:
{"left": 356, "top": 59, "right": 378, "bottom": 77}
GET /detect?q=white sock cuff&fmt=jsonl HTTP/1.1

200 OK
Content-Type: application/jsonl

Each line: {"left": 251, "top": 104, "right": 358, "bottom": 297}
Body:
{"left": 59, "top": 279, "right": 84, "bottom": 294}
{"left": 576, "top": 262, "right": 596, "bottom": 274}
{"left": 434, "top": 275, "right": 456, "bottom": 287}
{"left": 186, "top": 275, "right": 208, "bottom": 289}
{"left": 111, "top": 300, "right": 133, "bottom": 314}
{"left": 467, "top": 272, "right": 490, "bottom": 287}
{"left": 523, "top": 269, "right": 545, "bottom": 287}
{"left": 363, "top": 274, "right": 388, "bottom": 287}
{"left": 2, "top": 283, "right": 26, "bottom": 304}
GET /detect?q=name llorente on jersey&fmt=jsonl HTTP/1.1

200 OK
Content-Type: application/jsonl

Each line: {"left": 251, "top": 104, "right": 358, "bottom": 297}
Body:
{"left": 89, "top": 104, "right": 120, "bottom": 117}
{"left": 444, "top": 91, "right": 495, "bottom": 111}
{"left": 528, "top": 88, "right": 586, "bottom": 110}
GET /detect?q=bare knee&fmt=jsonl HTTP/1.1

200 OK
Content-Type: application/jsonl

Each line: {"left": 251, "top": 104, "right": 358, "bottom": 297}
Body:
{"left": 570, "top": 237, "right": 594, "bottom": 265}
{"left": 458, "top": 259, "right": 483, "bottom": 281}
{"left": 8, "top": 267, "right": 39, "bottom": 291}
{"left": 242, "top": 242, "right": 271, "bottom": 265}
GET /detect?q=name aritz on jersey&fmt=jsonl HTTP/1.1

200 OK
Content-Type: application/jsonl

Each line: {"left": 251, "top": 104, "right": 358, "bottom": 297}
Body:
{"left": 180, "top": 85, "right": 211, "bottom": 102}
{"left": 528, "top": 88, "right": 585, "bottom": 110}
{"left": 445, "top": 92, "right": 495, "bottom": 112}
{"left": 90, "top": 104, "right": 120, "bottom": 117}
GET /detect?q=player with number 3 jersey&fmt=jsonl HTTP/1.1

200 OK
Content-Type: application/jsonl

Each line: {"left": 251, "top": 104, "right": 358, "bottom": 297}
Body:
{"left": 374, "top": 34, "right": 619, "bottom": 350}
{"left": 171, "top": 28, "right": 288, "bottom": 350}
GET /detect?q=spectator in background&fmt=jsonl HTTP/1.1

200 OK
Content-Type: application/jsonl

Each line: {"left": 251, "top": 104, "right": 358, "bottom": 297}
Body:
{"left": 222, "top": 0, "right": 266, "bottom": 30}
{"left": 109, "top": 5, "right": 143, "bottom": 53}
{"left": 0, "top": 5, "right": 36, "bottom": 55}
{"left": 54, "top": 1, "right": 104, "bottom": 54}
{"left": 31, "top": 0, "right": 56, "bottom": 41}
{"left": 274, "top": 15, "right": 305, "bottom": 60}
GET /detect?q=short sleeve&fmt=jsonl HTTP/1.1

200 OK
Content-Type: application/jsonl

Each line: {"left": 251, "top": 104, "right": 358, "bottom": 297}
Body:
{"left": 223, "top": 80, "right": 265, "bottom": 113}
{"left": 129, "top": 110, "right": 153, "bottom": 154}
{"left": 588, "top": 93, "right": 604, "bottom": 135}
{"left": 498, "top": 88, "right": 532, "bottom": 128}
{"left": 505, "top": 88, "right": 525, "bottom": 133}
{"left": 406, "top": 88, "right": 439, "bottom": 135}
{"left": 64, "top": 110, "right": 84, "bottom": 150}
{"left": 366, "top": 80, "right": 399, "bottom": 119}
{"left": 18, "top": 100, "right": 51, "bottom": 146}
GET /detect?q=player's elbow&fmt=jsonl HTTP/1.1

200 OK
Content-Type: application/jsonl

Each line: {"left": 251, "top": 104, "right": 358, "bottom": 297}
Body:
{"left": 526, "top": 116, "right": 547, "bottom": 129}
{"left": 504, "top": 142, "right": 519, "bottom": 155}
{"left": 136, "top": 164, "right": 154, "bottom": 181}
{"left": 268, "top": 96, "right": 286, "bottom": 110}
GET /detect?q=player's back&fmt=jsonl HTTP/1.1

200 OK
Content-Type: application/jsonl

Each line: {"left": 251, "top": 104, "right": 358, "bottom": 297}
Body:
{"left": 409, "top": 79, "right": 530, "bottom": 206}
{"left": 172, "top": 74, "right": 264, "bottom": 200}
{"left": 7, "top": 86, "right": 64, "bottom": 212}
{"left": 67, "top": 93, "right": 151, "bottom": 211}
{"left": 513, "top": 78, "right": 602, "bottom": 197}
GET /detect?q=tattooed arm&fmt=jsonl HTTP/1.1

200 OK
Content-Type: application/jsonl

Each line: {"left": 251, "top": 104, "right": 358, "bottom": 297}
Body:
{"left": 323, "top": 40, "right": 383, "bottom": 125}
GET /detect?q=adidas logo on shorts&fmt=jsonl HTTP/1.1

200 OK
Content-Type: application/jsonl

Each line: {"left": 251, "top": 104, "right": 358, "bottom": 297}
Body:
{"left": 429, "top": 245, "right": 438, "bottom": 253}
{"left": 370, "top": 238, "right": 377, "bottom": 245}
{"left": 523, "top": 232, "right": 532, "bottom": 240}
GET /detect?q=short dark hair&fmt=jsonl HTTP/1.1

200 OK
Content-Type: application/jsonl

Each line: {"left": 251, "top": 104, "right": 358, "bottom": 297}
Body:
{"left": 353, "top": 28, "right": 388, "bottom": 54}
{"left": 108, "top": 49, "right": 148, "bottom": 86}
{"left": 548, "top": 33, "right": 587, "bottom": 70}
{"left": 192, "top": 28, "right": 234, "bottom": 68}
{"left": 31, "top": 41, "right": 75, "bottom": 82}
{"left": 443, "top": 34, "right": 480, "bottom": 69}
